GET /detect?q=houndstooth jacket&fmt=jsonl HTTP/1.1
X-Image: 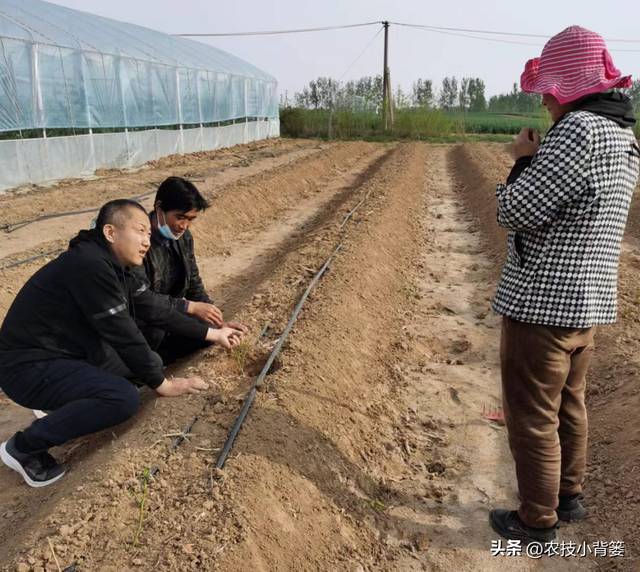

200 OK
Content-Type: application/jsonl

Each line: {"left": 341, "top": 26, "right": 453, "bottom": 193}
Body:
{"left": 493, "top": 111, "right": 640, "bottom": 328}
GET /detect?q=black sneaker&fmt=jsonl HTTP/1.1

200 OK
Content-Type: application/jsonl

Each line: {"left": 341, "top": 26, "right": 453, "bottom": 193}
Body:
{"left": 556, "top": 494, "right": 587, "bottom": 522}
{"left": 0, "top": 434, "right": 66, "bottom": 488}
{"left": 489, "top": 509, "right": 559, "bottom": 544}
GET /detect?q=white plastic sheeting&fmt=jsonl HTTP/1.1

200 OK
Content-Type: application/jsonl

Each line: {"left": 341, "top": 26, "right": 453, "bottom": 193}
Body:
{"left": 0, "top": 0, "right": 280, "bottom": 192}
{"left": 0, "top": 120, "right": 279, "bottom": 192}
{"left": 0, "top": 0, "right": 279, "bottom": 131}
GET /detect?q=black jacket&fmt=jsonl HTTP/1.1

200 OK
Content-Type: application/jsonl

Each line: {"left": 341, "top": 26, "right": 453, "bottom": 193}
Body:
{"left": 131, "top": 225, "right": 212, "bottom": 313}
{"left": 0, "top": 229, "right": 208, "bottom": 388}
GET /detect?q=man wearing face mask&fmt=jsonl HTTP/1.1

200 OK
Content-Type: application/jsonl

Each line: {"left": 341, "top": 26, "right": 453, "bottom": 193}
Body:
{"left": 132, "top": 177, "right": 247, "bottom": 366}
{"left": 0, "top": 199, "right": 243, "bottom": 488}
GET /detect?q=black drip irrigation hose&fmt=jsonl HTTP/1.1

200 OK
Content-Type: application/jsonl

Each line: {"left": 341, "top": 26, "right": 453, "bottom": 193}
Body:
{"left": 56, "top": 327, "right": 270, "bottom": 562}
{"left": 148, "top": 416, "right": 198, "bottom": 479}
{"left": 147, "top": 323, "right": 269, "bottom": 480}
{"left": 340, "top": 199, "right": 365, "bottom": 229}
{"left": 170, "top": 416, "right": 198, "bottom": 453}
{"left": 340, "top": 187, "right": 374, "bottom": 229}
{"left": 4, "top": 206, "right": 102, "bottom": 233}
{"left": 190, "top": 145, "right": 314, "bottom": 197}
{"left": 1, "top": 189, "right": 157, "bottom": 234}
{"left": 254, "top": 324, "right": 270, "bottom": 345}
{"left": 0, "top": 248, "right": 63, "bottom": 271}
{"left": 0, "top": 146, "right": 300, "bottom": 234}
{"left": 214, "top": 242, "right": 344, "bottom": 472}
{"left": 212, "top": 178, "right": 380, "bottom": 474}
{"left": 0, "top": 190, "right": 164, "bottom": 270}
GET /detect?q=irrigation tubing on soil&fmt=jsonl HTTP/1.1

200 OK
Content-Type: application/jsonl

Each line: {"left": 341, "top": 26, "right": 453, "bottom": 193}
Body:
{"left": 0, "top": 248, "right": 64, "bottom": 271}
{"left": 148, "top": 416, "right": 198, "bottom": 479}
{"left": 214, "top": 182, "right": 378, "bottom": 472}
{"left": 340, "top": 199, "right": 366, "bottom": 229}
{"left": 2, "top": 189, "right": 157, "bottom": 233}
{"left": 147, "top": 324, "right": 269, "bottom": 480}
{"left": 0, "top": 146, "right": 303, "bottom": 234}
{"left": 214, "top": 241, "right": 344, "bottom": 471}
{"left": 254, "top": 324, "right": 270, "bottom": 345}
{"left": 340, "top": 187, "right": 374, "bottom": 228}
{"left": 0, "top": 188, "right": 168, "bottom": 269}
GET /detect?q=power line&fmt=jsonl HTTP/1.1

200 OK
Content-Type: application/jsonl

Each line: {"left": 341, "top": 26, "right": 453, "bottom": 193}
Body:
{"left": 391, "top": 22, "right": 640, "bottom": 44}
{"left": 402, "top": 24, "right": 543, "bottom": 47}
{"left": 398, "top": 24, "right": 640, "bottom": 53}
{"left": 392, "top": 22, "right": 550, "bottom": 40}
{"left": 173, "top": 21, "right": 381, "bottom": 37}
{"left": 173, "top": 20, "right": 640, "bottom": 45}
{"left": 339, "top": 26, "right": 384, "bottom": 82}
{"left": 172, "top": 20, "right": 640, "bottom": 54}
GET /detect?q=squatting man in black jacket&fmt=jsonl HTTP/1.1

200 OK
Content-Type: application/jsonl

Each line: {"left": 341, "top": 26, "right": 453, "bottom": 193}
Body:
{"left": 133, "top": 176, "right": 247, "bottom": 365}
{"left": 0, "top": 199, "right": 244, "bottom": 487}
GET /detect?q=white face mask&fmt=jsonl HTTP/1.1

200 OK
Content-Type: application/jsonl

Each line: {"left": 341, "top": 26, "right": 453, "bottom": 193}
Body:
{"left": 158, "top": 208, "right": 179, "bottom": 240}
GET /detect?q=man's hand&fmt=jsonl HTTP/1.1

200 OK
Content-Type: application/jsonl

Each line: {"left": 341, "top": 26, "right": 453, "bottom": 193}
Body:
{"left": 154, "top": 376, "right": 210, "bottom": 397}
{"left": 222, "top": 321, "right": 249, "bottom": 334}
{"left": 187, "top": 301, "right": 223, "bottom": 327}
{"left": 512, "top": 127, "right": 541, "bottom": 160}
{"left": 206, "top": 326, "right": 245, "bottom": 349}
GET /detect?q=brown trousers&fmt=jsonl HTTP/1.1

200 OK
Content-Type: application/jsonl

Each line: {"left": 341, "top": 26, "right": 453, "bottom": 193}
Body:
{"left": 500, "top": 316, "right": 595, "bottom": 529}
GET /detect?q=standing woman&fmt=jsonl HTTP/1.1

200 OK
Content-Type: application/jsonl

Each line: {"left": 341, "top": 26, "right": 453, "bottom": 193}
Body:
{"left": 490, "top": 26, "right": 640, "bottom": 543}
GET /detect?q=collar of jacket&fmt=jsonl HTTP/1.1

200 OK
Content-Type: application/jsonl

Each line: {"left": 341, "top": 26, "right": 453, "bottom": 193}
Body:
{"left": 548, "top": 91, "right": 637, "bottom": 136}
{"left": 572, "top": 91, "right": 636, "bottom": 128}
{"left": 68, "top": 228, "right": 126, "bottom": 270}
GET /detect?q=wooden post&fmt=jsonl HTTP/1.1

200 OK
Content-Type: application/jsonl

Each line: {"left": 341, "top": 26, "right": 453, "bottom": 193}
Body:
{"left": 382, "top": 21, "right": 390, "bottom": 132}
{"left": 387, "top": 68, "right": 394, "bottom": 129}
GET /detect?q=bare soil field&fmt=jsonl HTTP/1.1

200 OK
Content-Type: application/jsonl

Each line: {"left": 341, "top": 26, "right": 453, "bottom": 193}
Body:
{"left": 0, "top": 138, "right": 637, "bottom": 571}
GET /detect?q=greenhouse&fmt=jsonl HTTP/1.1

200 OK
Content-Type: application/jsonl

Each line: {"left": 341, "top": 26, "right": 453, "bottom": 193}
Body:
{"left": 0, "top": 0, "right": 279, "bottom": 191}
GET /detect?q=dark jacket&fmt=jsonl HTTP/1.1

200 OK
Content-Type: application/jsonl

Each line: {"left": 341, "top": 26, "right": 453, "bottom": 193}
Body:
{"left": 131, "top": 225, "right": 212, "bottom": 313}
{"left": 0, "top": 229, "right": 208, "bottom": 389}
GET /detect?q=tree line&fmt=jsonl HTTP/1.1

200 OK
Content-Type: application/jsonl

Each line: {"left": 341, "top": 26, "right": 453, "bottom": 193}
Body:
{"left": 281, "top": 76, "right": 640, "bottom": 114}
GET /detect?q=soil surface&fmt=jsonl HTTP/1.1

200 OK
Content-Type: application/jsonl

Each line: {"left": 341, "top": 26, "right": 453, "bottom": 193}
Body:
{"left": 0, "top": 139, "right": 638, "bottom": 571}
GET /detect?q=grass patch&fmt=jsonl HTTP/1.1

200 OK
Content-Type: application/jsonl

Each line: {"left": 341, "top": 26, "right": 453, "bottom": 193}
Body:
{"left": 280, "top": 108, "right": 551, "bottom": 141}
{"left": 458, "top": 111, "right": 550, "bottom": 135}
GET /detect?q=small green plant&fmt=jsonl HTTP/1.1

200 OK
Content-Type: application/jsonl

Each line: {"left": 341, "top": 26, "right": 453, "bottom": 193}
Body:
{"left": 129, "top": 467, "right": 150, "bottom": 547}
{"left": 365, "top": 497, "right": 388, "bottom": 511}
{"left": 410, "top": 282, "right": 422, "bottom": 300}
{"left": 232, "top": 340, "right": 251, "bottom": 377}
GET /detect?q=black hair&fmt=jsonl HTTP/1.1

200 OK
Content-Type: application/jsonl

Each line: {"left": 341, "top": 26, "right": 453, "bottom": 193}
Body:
{"left": 95, "top": 199, "right": 147, "bottom": 231}
{"left": 154, "top": 177, "right": 210, "bottom": 213}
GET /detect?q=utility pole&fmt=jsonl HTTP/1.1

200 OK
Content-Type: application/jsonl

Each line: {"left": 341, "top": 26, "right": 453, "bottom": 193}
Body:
{"left": 382, "top": 21, "right": 390, "bottom": 132}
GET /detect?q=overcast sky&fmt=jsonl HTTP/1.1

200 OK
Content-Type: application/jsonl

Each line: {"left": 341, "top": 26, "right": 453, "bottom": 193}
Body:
{"left": 48, "top": 0, "right": 640, "bottom": 100}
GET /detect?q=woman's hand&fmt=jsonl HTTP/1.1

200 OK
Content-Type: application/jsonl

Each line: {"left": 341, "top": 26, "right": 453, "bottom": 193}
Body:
{"left": 512, "top": 127, "right": 541, "bottom": 160}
